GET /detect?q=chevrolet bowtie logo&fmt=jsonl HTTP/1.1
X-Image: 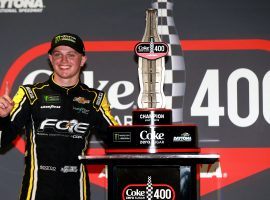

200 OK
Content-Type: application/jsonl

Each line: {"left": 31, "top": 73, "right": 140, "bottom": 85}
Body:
{"left": 73, "top": 97, "right": 90, "bottom": 104}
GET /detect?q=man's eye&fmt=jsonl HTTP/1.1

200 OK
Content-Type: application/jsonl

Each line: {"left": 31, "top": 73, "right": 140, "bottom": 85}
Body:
{"left": 53, "top": 53, "right": 62, "bottom": 58}
{"left": 67, "top": 53, "right": 76, "bottom": 58}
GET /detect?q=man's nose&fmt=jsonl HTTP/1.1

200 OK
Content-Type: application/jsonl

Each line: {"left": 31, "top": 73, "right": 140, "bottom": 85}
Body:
{"left": 61, "top": 55, "right": 68, "bottom": 63}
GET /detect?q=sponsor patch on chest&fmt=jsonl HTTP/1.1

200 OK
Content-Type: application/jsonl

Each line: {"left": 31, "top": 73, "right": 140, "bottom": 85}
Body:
{"left": 43, "top": 95, "right": 61, "bottom": 103}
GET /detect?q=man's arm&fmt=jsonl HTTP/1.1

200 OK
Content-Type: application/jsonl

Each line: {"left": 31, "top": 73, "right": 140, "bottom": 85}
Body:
{"left": 0, "top": 82, "right": 14, "bottom": 118}
{"left": 0, "top": 85, "right": 31, "bottom": 150}
{"left": 94, "top": 93, "right": 118, "bottom": 143}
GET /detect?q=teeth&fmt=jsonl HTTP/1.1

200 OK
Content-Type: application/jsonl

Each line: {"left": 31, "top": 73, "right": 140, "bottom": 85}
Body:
{"left": 60, "top": 66, "right": 70, "bottom": 69}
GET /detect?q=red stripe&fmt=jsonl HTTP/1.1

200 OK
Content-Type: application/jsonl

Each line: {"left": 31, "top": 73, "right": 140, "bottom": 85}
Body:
{"left": 181, "top": 39, "right": 270, "bottom": 51}
{"left": 109, "top": 124, "right": 197, "bottom": 127}
{"left": 84, "top": 41, "right": 138, "bottom": 52}
{"left": 12, "top": 136, "right": 25, "bottom": 153}
{"left": 86, "top": 148, "right": 106, "bottom": 155}
{"left": 105, "top": 148, "right": 201, "bottom": 154}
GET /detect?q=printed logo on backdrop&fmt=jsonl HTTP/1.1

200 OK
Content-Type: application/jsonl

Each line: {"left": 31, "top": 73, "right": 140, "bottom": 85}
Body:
{"left": 122, "top": 176, "right": 175, "bottom": 200}
{"left": 0, "top": 0, "right": 45, "bottom": 13}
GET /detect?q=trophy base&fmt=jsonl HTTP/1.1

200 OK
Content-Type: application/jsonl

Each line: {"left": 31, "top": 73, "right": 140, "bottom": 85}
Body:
{"left": 107, "top": 108, "right": 199, "bottom": 154}
{"left": 132, "top": 108, "right": 172, "bottom": 125}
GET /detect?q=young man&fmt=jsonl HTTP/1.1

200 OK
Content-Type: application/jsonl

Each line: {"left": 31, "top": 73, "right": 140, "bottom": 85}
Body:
{"left": 0, "top": 33, "right": 117, "bottom": 200}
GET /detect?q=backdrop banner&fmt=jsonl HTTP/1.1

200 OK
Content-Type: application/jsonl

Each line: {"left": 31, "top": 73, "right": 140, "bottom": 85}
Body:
{"left": 0, "top": 0, "right": 270, "bottom": 199}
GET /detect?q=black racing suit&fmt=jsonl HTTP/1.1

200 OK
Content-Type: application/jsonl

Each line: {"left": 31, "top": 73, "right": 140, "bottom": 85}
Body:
{"left": 0, "top": 74, "right": 117, "bottom": 200}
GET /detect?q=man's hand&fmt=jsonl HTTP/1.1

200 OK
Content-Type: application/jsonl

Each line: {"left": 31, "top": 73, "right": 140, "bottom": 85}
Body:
{"left": 0, "top": 82, "right": 14, "bottom": 118}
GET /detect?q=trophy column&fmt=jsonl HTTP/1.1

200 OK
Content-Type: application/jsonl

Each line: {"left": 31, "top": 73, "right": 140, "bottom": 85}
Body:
{"left": 137, "top": 8, "right": 166, "bottom": 109}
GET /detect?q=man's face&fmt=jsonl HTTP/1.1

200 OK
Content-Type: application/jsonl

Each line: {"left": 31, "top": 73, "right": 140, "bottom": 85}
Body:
{"left": 49, "top": 45, "right": 87, "bottom": 85}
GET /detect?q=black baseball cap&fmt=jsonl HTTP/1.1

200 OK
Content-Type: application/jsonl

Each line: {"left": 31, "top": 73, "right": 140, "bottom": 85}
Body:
{"left": 48, "top": 33, "right": 85, "bottom": 55}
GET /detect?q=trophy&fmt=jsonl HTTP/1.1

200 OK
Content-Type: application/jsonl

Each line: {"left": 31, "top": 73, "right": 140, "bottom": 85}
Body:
{"left": 136, "top": 8, "right": 167, "bottom": 109}
{"left": 107, "top": 9, "right": 198, "bottom": 154}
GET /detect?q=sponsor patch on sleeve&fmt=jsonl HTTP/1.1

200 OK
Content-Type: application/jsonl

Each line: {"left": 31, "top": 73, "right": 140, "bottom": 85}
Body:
{"left": 94, "top": 91, "right": 104, "bottom": 110}
{"left": 21, "top": 86, "right": 37, "bottom": 104}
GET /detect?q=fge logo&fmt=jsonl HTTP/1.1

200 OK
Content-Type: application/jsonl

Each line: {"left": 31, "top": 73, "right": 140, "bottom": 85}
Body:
{"left": 38, "top": 119, "right": 89, "bottom": 134}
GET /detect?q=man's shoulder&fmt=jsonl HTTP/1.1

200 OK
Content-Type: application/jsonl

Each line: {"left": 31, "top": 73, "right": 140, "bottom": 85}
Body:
{"left": 19, "top": 81, "right": 49, "bottom": 104}
{"left": 21, "top": 81, "right": 49, "bottom": 90}
{"left": 79, "top": 83, "right": 105, "bottom": 110}
{"left": 79, "top": 83, "right": 105, "bottom": 95}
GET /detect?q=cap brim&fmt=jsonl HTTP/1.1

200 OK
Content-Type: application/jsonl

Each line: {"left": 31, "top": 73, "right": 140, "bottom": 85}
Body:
{"left": 48, "top": 41, "right": 85, "bottom": 55}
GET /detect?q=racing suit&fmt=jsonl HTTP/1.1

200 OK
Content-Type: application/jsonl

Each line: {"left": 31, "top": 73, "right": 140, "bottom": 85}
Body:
{"left": 0, "top": 74, "right": 117, "bottom": 200}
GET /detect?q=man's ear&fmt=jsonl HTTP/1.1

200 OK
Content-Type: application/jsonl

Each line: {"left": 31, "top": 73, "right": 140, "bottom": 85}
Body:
{"left": 48, "top": 54, "right": 53, "bottom": 64}
{"left": 80, "top": 56, "right": 87, "bottom": 67}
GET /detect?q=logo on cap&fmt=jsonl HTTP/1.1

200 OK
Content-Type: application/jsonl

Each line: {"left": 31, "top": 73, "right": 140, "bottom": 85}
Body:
{"left": 48, "top": 33, "right": 85, "bottom": 55}
{"left": 54, "top": 35, "right": 77, "bottom": 44}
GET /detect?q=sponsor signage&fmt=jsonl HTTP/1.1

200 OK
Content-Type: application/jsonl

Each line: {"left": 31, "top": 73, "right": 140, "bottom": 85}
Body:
{"left": 122, "top": 182, "right": 175, "bottom": 200}
{"left": 0, "top": 0, "right": 45, "bottom": 13}
{"left": 107, "top": 125, "right": 198, "bottom": 149}
{"left": 37, "top": 119, "right": 89, "bottom": 139}
{"left": 115, "top": 166, "right": 180, "bottom": 200}
{"left": 173, "top": 132, "right": 192, "bottom": 142}
{"left": 135, "top": 40, "right": 169, "bottom": 60}
{"left": 40, "top": 105, "right": 61, "bottom": 109}
{"left": 73, "top": 97, "right": 90, "bottom": 104}
{"left": 132, "top": 109, "right": 172, "bottom": 125}
{"left": 113, "top": 132, "right": 132, "bottom": 142}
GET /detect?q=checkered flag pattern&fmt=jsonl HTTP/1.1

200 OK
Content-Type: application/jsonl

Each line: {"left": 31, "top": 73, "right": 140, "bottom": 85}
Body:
{"left": 152, "top": 0, "right": 185, "bottom": 123}
{"left": 146, "top": 176, "right": 153, "bottom": 200}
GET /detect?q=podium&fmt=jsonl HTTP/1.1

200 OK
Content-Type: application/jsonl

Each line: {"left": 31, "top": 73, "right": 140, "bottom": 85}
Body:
{"left": 79, "top": 109, "right": 219, "bottom": 200}
{"left": 79, "top": 154, "right": 218, "bottom": 200}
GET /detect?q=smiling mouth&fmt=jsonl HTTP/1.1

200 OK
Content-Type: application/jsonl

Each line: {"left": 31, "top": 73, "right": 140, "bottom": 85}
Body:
{"left": 59, "top": 66, "right": 71, "bottom": 69}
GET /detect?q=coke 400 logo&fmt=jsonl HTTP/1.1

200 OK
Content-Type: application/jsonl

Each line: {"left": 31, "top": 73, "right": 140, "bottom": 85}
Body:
{"left": 122, "top": 176, "right": 175, "bottom": 200}
{"left": 123, "top": 185, "right": 175, "bottom": 200}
